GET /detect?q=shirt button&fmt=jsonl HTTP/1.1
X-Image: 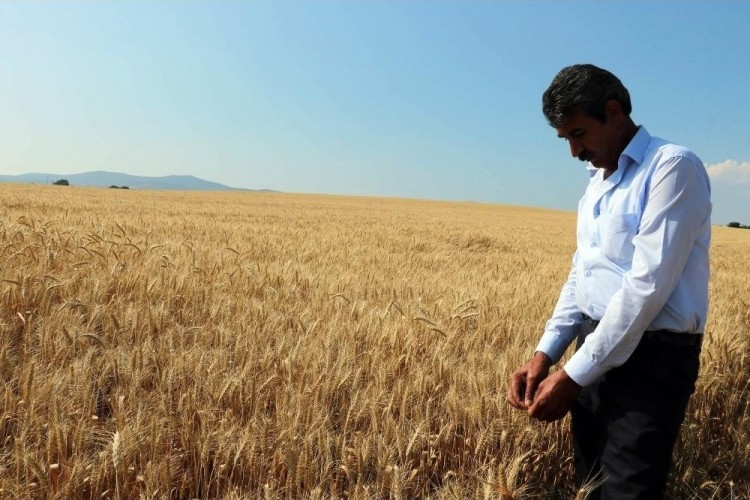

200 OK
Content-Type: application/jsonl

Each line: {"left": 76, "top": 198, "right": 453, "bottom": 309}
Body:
{"left": 590, "top": 241, "right": 597, "bottom": 247}
{"left": 585, "top": 271, "right": 592, "bottom": 277}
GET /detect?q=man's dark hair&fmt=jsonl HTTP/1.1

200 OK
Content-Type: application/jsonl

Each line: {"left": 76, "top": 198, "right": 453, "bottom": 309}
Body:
{"left": 542, "top": 64, "right": 632, "bottom": 128}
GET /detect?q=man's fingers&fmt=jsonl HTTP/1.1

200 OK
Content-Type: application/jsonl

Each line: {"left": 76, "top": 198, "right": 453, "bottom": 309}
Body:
{"left": 507, "top": 357, "right": 553, "bottom": 412}
{"left": 527, "top": 372, "right": 580, "bottom": 423}
{"left": 528, "top": 397, "right": 550, "bottom": 421}
{"left": 524, "top": 374, "right": 538, "bottom": 406}
{"left": 507, "top": 372, "right": 528, "bottom": 409}
{"left": 528, "top": 381, "right": 550, "bottom": 420}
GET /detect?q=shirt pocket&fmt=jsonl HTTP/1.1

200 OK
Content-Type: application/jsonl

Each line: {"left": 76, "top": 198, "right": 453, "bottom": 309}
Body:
{"left": 600, "top": 212, "right": 639, "bottom": 268}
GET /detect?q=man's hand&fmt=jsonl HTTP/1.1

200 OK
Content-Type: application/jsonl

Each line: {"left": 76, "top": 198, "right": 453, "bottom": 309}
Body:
{"left": 507, "top": 351, "right": 553, "bottom": 410}
{"left": 527, "top": 369, "right": 581, "bottom": 422}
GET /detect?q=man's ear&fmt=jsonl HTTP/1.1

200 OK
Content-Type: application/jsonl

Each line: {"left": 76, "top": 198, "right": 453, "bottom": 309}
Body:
{"left": 605, "top": 99, "right": 623, "bottom": 123}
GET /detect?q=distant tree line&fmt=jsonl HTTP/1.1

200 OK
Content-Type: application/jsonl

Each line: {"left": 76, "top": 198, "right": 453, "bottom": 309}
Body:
{"left": 52, "top": 179, "right": 129, "bottom": 189}
{"left": 727, "top": 222, "right": 750, "bottom": 229}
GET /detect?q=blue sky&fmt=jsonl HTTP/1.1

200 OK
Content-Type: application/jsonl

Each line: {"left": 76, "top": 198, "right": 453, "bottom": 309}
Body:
{"left": 1, "top": 2, "right": 749, "bottom": 224}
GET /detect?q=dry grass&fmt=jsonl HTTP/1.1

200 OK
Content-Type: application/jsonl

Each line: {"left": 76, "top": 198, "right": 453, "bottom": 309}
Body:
{"left": 0, "top": 184, "right": 747, "bottom": 499}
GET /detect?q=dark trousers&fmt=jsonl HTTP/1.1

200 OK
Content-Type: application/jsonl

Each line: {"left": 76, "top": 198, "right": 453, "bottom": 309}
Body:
{"left": 571, "top": 318, "right": 701, "bottom": 499}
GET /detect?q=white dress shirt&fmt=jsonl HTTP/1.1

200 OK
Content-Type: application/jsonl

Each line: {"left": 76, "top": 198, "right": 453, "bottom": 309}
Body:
{"left": 536, "top": 126, "right": 712, "bottom": 387}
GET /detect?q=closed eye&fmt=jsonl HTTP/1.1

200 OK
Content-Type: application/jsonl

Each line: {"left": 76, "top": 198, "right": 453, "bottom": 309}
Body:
{"left": 557, "top": 128, "right": 584, "bottom": 141}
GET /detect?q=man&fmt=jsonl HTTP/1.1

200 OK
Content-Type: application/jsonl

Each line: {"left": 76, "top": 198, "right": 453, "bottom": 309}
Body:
{"left": 507, "top": 64, "right": 711, "bottom": 499}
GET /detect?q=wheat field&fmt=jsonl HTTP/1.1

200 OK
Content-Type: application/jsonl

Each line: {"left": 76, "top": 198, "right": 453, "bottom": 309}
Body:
{"left": 0, "top": 184, "right": 747, "bottom": 499}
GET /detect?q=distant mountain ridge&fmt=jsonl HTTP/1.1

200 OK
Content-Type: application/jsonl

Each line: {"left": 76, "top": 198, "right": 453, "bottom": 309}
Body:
{"left": 0, "top": 170, "right": 273, "bottom": 192}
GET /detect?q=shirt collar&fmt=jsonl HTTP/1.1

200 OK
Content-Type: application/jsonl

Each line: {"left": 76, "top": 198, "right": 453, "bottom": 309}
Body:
{"left": 585, "top": 164, "right": 598, "bottom": 179}
{"left": 620, "top": 125, "right": 651, "bottom": 166}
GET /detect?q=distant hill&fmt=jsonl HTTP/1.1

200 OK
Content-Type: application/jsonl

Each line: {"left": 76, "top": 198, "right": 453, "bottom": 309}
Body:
{"left": 0, "top": 171, "right": 274, "bottom": 192}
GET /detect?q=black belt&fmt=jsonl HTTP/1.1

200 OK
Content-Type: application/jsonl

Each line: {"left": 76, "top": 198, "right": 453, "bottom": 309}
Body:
{"left": 580, "top": 313, "right": 702, "bottom": 348}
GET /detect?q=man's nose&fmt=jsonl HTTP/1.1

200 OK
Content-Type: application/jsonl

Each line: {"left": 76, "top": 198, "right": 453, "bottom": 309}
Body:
{"left": 569, "top": 139, "right": 583, "bottom": 158}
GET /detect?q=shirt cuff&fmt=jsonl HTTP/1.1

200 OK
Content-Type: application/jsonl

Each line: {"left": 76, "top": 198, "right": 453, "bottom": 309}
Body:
{"left": 563, "top": 348, "right": 608, "bottom": 387}
{"left": 535, "top": 331, "right": 570, "bottom": 364}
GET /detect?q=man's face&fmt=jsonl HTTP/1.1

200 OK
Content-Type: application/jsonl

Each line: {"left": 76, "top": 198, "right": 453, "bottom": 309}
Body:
{"left": 555, "top": 111, "right": 621, "bottom": 171}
